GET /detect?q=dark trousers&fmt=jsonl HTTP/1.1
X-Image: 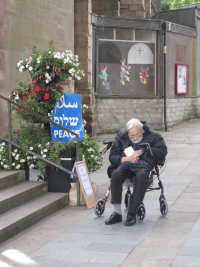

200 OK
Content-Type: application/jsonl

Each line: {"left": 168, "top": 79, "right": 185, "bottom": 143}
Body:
{"left": 111, "top": 163, "right": 150, "bottom": 215}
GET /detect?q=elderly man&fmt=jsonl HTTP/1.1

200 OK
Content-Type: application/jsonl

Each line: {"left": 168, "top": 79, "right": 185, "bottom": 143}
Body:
{"left": 105, "top": 118, "right": 167, "bottom": 226}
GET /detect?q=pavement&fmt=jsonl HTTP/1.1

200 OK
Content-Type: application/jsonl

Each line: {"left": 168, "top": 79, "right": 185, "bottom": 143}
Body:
{"left": 0, "top": 118, "right": 200, "bottom": 267}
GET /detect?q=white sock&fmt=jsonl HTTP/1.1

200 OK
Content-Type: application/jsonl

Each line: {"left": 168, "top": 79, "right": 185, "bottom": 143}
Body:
{"left": 113, "top": 204, "right": 122, "bottom": 215}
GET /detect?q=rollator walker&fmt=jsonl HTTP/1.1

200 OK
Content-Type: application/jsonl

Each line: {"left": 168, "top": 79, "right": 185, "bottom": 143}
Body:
{"left": 94, "top": 141, "right": 168, "bottom": 221}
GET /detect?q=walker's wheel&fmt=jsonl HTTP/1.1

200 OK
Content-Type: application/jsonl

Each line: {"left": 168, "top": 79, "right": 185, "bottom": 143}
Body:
{"left": 159, "top": 195, "right": 168, "bottom": 217}
{"left": 124, "top": 193, "right": 131, "bottom": 209}
{"left": 94, "top": 199, "right": 105, "bottom": 217}
{"left": 137, "top": 203, "right": 146, "bottom": 221}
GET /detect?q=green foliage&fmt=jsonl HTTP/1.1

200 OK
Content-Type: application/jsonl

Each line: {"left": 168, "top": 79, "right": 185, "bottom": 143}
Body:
{"left": 80, "top": 132, "right": 103, "bottom": 173}
{"left": 161, "top": 0, "right": 200, "bottom": 10}
{"left": 0, "top": 126, "right": 103, "bottom": 176}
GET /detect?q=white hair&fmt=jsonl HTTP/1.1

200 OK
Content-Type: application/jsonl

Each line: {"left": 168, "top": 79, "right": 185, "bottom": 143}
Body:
{"left": 126, "top": 118, "right": 143, "bottom": 131}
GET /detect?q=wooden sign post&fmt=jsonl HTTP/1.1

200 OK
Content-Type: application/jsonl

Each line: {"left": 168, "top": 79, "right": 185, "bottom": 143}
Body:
{"left": 75, "top": 160, "right": 96, "bottom": 209}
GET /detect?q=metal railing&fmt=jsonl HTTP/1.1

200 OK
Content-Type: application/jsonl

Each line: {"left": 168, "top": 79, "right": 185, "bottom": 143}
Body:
{"left": 0, "top": 94, "right": 81, "bottom": 205}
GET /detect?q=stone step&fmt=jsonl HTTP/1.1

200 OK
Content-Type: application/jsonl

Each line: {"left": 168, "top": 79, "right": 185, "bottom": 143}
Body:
{"left": 0, "top": 181, "right": 48, "bottom": 214}
{"left": 0, "top": 170, "right": 25, "bottom": 190}
{"left": 0, "top": 192, "right": 69, "bottom": 243}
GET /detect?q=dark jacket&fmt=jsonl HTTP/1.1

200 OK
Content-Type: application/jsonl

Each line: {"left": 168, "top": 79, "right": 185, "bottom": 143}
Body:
{"left": 109, "top": 121, "right": 167, "bottom": 169}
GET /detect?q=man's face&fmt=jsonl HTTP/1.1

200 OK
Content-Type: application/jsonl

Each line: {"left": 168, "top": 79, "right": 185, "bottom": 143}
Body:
{"left": 128, "top": 126, "right": 143, "bottom": 144}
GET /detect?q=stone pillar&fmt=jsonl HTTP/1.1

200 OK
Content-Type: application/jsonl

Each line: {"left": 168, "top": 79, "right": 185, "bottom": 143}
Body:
{"left": 74, "top": 0, "right": 97, "bottom": 136}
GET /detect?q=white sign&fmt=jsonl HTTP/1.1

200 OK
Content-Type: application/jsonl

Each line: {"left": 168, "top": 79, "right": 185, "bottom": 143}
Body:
{"left": 76, "top": 163, "right": 94, "bottom": 198}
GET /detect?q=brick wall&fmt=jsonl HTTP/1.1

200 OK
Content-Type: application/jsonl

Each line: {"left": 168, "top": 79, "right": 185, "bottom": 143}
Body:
{"left": 96, "top": 97, "right": 200, "bottom": 133}
{"left": 0, "top": 0, "right": 74, "bottom": 132}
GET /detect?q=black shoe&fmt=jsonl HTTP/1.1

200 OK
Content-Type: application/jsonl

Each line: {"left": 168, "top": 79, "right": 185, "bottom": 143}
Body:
{"left": 124, "top": 214, "right": 136, "bottom": 226}
{"left": 105, "top": 212, "right": 122, "bottom": 225}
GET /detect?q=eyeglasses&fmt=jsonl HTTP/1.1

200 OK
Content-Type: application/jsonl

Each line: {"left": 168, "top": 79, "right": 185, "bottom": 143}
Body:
{"left": 128, "top": 132, "right": 142, "bottom": 139}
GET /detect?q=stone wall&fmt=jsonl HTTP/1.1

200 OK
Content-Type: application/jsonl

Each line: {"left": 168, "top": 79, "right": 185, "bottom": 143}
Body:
{"left": 74, "top": 0, "right": 97, "bottom": 136}
{"left": 167, "top": 98, "right": 200, "bottom": 127}
{"left": 92, "top": 0, "right": 119, "bottom": 16}
{"left": 120, "top": 0, "right": 148, "bottom": 18}
{"left": 96, "top": 97, "right": 200, "bottom": 133}
{"left": 0, "top": 0, "right": 74, "bottom": 131}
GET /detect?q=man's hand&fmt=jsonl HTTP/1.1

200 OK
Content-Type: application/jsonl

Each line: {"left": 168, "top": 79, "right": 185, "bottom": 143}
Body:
{"left": 121, "top": 150, "right": 143, "bottom": 163}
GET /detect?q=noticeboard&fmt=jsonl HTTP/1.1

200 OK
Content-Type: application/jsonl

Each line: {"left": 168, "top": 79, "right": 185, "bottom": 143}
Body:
{"left": 75, "top": 160, "right": 96, "bottom": 209}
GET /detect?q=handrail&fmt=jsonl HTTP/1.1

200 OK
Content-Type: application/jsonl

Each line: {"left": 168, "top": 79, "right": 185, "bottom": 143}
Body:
{"left": 0, "top": 136, "right": 76, "bottom": 176}
{"left": 0, "top": 94, "right": 81, "bottom": 204}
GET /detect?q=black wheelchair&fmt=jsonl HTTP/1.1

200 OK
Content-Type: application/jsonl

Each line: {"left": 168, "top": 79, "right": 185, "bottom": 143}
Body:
{"left": 94, "top": 141, "right": 168, "bottom": 222}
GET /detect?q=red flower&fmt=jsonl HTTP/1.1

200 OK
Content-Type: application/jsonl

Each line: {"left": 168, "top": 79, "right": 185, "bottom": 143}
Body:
{"left": 46, "top": 88, "right": 49, "bottom": 92}
{"left": 23, "top": 96, "right": 27, "bottom": 100}
{"left": 27, "top": 84, "right": 31, "bottom": 87}
{"left": 26, "top": 102, "right": 30, "bottom": 106}
{"left": 17, "top": 108, "right": 21, "bottom": 112}
{"left": 43, "top": 93, "right": 50, "bottom": 100}
{"left": 65, "top": 80, "right": 70, "bottom": 85}
{"left": 62, "top": 87, "right": 64, "bottom": 91}
{"left": 34, "top": 86, "right": 41, "bottom": 93}
{"left": 29, "top": 92, "right": 33, "bottom": 97}
{"left": 56, "top": 84, "right": 61, "bottom": 89}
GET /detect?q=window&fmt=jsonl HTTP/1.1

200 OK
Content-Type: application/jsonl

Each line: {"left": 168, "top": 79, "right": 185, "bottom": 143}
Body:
{"left": 116, "top": 29, "right": 133, "bottom": 40}
{"left": 135, "top": 30, "right": 156, "bottom": 41}
{"left": 96, "top": 28, "right": 157, "bottom": 96}
{"left": 97, "top": 28, "right": 114, "bottom": 39}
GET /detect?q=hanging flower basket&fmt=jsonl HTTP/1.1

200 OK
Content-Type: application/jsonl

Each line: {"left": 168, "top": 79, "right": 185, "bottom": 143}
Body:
{"left": 10, "top": 40, "right": 85, "bottom": 123}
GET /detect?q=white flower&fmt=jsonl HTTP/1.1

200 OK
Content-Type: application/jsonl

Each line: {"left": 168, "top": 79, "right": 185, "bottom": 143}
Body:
{"left": 16, "top": 164, "right": 21, "bottom": 169}
{"left": 14, "top": 149, "right": 18, "bottom": 152}
{"left": 46, "top": 66, "right": 50, "bottom": 69}
{"left": 29, "top": 147, "right": 33, "bottom": 150}
{"left": 12, "top": 163, "right": 15, "bottom": 166}
{"left": 4, "top": 164, "right": 8, "bottom": 169}
{"left": 20, "top": 159, "right": 25, "bottom": 163}
{"left": 38, "top": 144, "right": 41, "bottom": 148}
{"left": 19, "top": 66, "right": 25, "bottom": 72}
{"left": 17, "top": 60, "right": 23, "bottom": 67}
{"left": 2, "top": 142, "right": 5, "bottom": 146}
{"left": 43, "top": 154, "right": 47, "bottom": 158}
{"left": 37, "top": 56, "right": 42, "bottom": 64}
{"left": 27, "top": 156, "right": 31, "bottom": 160}
{"left": 69, "top": 68, "right": 75, "bottom": 74}
{"left": 29, "top": 66, "right": 33, "bottom": 71}
{"left": 33, "top": 156, "right": 36, "bottom": 159}
{"left": 30, "top": 164, "right": 35, "bottom": 169}
{"left": 45, "top": 80, "right": 49, "bottom": 83}
{"left": 12, "top": 152, "right": 16, "bottom": 156}
{"left": 44, "top": 149, "right": 48, "bottom": 153}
